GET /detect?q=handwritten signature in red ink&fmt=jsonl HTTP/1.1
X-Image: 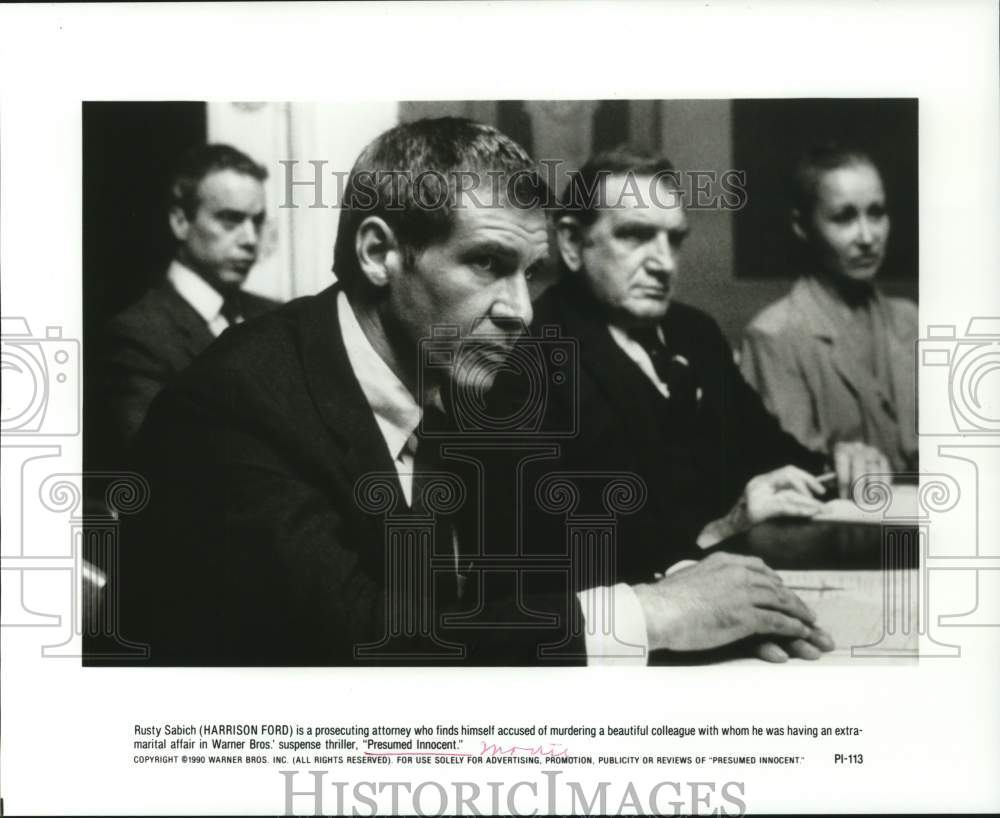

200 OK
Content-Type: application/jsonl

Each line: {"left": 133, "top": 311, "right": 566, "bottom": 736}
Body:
{"left": 479, "top": 741, "right": 569, "bottom": 758}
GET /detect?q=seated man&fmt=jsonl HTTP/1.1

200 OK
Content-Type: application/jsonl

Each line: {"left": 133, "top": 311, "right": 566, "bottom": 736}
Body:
{"left": 493, "top": 149, "right": 885, "bottom": 628}
{"left": 98, "top": 143, "right": 280, "bottom": 462}
{"left": 113, "top": 121, "right": 831, "bottom": 666}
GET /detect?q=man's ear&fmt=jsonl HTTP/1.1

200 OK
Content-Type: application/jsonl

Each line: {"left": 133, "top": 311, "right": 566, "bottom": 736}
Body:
{"left": 355, "top": 216, "right": 403, "bottom": 290}
{"left": 168, "top": 206, "right": 190, "bottom": 242}
{"left": 791, "top": 208, "right": 808, "bottom": 243}
{"left": 556, "top": 215, "right": 585, "bottom": 273}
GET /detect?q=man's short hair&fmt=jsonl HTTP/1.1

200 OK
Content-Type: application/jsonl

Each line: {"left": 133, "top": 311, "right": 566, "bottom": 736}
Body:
{"left": 557, "top": 147, "right": 677, "bottom": 228}
{"left": 790, "top": 142, "right": 880, "bottom": 217}
{"left": 332, "top": 117, "right": 548, "bottom": 293}
{"left": 169, "top": 143, "right": 268, "bottom": 219}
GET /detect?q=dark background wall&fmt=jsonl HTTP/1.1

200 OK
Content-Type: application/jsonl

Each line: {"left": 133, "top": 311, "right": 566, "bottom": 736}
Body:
{"left": 83, "top": 102, "right": 207, "bottom": 346}
{"left": 82, "top": 102, "right": 206, "bottom": 470}
{"left": 732, "top": 99, "right": 918, "bottom": 283}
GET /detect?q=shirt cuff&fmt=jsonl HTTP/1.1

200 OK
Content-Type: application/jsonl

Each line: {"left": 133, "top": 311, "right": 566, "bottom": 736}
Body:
{"left": 576, "top": 583, "right": 649, "bottom": 666}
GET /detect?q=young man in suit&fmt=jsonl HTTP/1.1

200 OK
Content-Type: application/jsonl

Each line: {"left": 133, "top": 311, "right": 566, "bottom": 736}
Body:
{"left": 98, "top": 144, "right": 280, "bottom": 458}
{"left": 113, "top": 121, "right": 830, "bottom": 666}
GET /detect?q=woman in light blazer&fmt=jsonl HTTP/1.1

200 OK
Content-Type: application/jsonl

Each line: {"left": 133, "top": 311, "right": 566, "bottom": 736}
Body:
{"left": 741, "top": 144, "right": 917, "bottom": 473}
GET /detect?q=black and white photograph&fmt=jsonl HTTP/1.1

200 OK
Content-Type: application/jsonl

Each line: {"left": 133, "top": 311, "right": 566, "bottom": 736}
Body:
{"left": 1, "top": 2, "right": 998, "bottom": 815}
{"left": 79, "top": 98, "right": 921, "bottom": 668}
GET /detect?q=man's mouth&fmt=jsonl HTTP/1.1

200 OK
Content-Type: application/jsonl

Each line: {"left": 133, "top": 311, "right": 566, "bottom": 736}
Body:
{"left": 465, "top": 339, "right": 514, "bottom": 359}
{"left": 634, "top": 286, "right": 669, "bottom": 299}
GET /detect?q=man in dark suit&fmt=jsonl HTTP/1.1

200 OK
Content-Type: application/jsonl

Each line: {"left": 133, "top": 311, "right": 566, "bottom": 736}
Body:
{"left": 98, "top": 144, "right": 279, "bottom": 459}
{"left": 495, "top": 149, "right": 883, "bottom": 661}
{"left": 113, "top": 121, "right": 829, "bottom": 667}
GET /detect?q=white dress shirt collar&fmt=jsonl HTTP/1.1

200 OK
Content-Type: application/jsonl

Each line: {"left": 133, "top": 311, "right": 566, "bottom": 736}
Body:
{"left": 607, "top": 322, "right": 670, "bottom": 399}
{"left": 337, "top": 290, "right": 422, "bottom": 463}
{"left": 338, "top": 291, "right": 649, "bottom": 664}
{"left": 167, "top": 260, "right": 226, "bottom": 326}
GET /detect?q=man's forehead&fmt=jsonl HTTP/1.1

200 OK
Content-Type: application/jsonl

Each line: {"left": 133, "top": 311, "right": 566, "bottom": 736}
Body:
{"left": 198, "top": 169, "right": 266, "bottom": 209}
{"left": 596, "top": 173, "right": 687, "bottom": 227}
{"left": 602, "top": 173, "right": 684, "bottom": 207}
{"left": 450, "top": 198, "right": 549, "bottom": 250}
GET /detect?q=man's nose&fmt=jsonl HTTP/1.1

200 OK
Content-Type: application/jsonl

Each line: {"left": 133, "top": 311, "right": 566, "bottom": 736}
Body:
{"left": 645, "top": 232, "right": 676, "bottom": 276}
{"left": 239, "top": 218, "right": 260, "bottom": 247}
{"left": 492, "top": 271, "right": 533, "bottom": 329}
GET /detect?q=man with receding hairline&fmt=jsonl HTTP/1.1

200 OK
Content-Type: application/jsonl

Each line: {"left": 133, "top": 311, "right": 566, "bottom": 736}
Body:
{"left": 492, "top": 148, "right": 853, "bottom": 662}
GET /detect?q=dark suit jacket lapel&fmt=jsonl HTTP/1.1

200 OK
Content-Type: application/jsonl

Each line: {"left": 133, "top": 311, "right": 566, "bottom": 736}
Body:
{"left": 550, "top": 281, "right": 668, "bottom": 459}
{"left": 156, "top": 279, "right": 217, "bottom": 361}
{"left": 296, "top": 285, "right": 401, "bottom": 500}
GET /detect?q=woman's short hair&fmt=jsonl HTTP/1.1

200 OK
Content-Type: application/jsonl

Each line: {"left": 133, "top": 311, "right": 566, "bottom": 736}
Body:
{"left": 790, "top": 142, "right": 880, "bottom": 216}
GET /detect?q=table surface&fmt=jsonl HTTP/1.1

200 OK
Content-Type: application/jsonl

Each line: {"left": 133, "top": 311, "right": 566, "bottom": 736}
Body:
{"left": 652, "top": 490, "right": 921, "bottom": 664}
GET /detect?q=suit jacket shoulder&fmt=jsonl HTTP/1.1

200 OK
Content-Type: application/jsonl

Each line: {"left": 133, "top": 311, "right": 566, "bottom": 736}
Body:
{"left": 116, "top": 285, "right": 586, "bottom": 666}
{"left": 883, "top": 294, "right": 918, "bottom": 339}
{"left": 99, "top": 280, "right": 283, "bottom": 455}
{"left": 241, "top": 289, "right": 282, "bottom": 319}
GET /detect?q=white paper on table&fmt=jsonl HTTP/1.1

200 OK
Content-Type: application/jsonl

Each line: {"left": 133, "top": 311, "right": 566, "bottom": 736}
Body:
{"left": 778, "top": 569, "right": 919, "bottom": 660}
{"left": 813, "top": 484, "right": 918, "bottom": 524}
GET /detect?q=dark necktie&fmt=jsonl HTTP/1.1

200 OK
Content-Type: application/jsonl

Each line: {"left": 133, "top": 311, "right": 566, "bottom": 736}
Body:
{"left": 410, "top": 405, "right": 449, "bottom": 516}
{"left": 631, "top": 327, "right": 699, "bottom": 421}
{"left": 410, "top": 405, "right": 470, "bottom": 602}
{"left": 219, "top": 292, "right": 244, "bottom": 328}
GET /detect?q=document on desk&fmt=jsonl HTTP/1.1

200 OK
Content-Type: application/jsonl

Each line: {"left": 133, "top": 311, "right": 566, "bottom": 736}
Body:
{"left": 779, "top": 569, "right": 919, "bottom": 660}
{"left": 812, "top": 484, "right": 918, "bottom": 525}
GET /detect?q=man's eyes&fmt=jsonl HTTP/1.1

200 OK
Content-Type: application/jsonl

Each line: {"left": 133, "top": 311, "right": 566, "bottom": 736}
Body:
{"left": 525, "top": 260, "right": 548, "bottom": 281}
{"left": 470, "top": 255, "right": 501, "bottom": 274}
{"left": 469, "top": 254, "right": 545, "bottom": 280}
{"left": 215, "top": 211, "right": 265, "bottom": 229}
{"left": 614, "top": 226, "right": 687, "bottom": 248}
{"left": 615, "top": 226, "right": 656, "bottom": 243}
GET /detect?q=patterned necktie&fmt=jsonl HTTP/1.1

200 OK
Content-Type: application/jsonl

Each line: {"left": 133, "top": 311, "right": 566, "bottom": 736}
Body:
{"left": 631, "top": 327, "right": 699, "bottom": 420}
